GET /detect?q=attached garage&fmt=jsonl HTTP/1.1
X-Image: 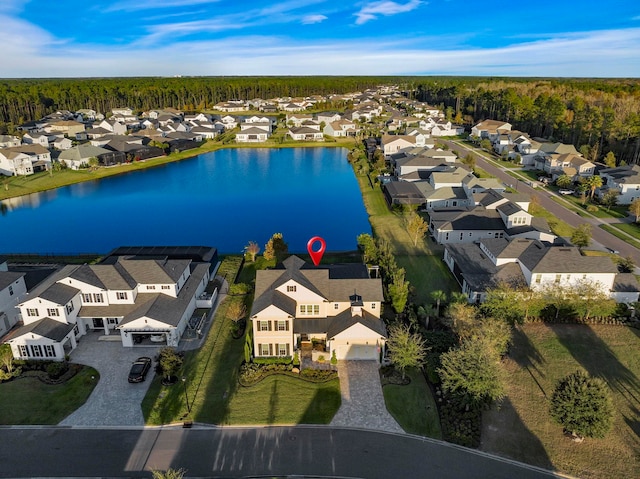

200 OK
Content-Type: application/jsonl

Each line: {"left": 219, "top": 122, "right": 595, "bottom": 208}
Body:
{"left": 334, "top": 343, "right": 379, "bottom": 361}
{"left": 328, "top": 318, "right": 386, "bottom": 363}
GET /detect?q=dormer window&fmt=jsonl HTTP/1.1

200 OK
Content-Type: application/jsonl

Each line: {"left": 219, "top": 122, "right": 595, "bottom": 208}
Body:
{"left": 287, "top": 285, "right": 297, "bottom": 293}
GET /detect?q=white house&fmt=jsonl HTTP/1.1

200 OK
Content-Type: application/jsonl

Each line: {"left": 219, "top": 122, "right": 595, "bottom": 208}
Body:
{"left": 287, "top": 127, "right": 324, "bottom": 141}
{"left": 443, "top": 238, "right": 628, "bottom": 304}
{"left": 236, "top": 121, "right": 271, "bottom": 143}
{"left": 0, "top": 145, "right": 51, "bottom": 176}
{"left": 0, "top": 259, "right": 27, "bottom": 339}
{"left": 251, "top": 256, "right": 387, "bottom": 362}
{"left": 598, "top": 165, "right": 640, "bottom": 205}
{"left": 6, "top": 256, "right": 211, "bottom": 361}
{"left": 471, "top": 120, "right": 512, "bottom": 141}
{"left": 0, "top": 135, "right": 21, "bottom": 148}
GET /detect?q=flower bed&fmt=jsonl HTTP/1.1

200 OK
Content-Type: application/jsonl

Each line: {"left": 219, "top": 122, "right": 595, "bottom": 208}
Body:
{"left": 238, "top": 362, "right": 337, "bottom": 387}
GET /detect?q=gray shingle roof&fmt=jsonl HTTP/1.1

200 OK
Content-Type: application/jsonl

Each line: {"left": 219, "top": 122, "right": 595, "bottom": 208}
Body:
{"left": 326, "top": 309, "right": 387, "bottom": 339}
{"left": 10, "top": 317, "right": 75, "bottom": 342}
{"left": 0, "top": 271, "right": 25, "bottom": 291}
{"left": 39, "top": 282, "right": 80, "bottom": 305}
{"left": 532, "top": 248, "right": 618, "bottom": 274}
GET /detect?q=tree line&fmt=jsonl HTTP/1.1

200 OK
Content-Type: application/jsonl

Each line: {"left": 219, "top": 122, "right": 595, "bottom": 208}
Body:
{"left": 412, "top": 77, "right": 640, "bottom": 165}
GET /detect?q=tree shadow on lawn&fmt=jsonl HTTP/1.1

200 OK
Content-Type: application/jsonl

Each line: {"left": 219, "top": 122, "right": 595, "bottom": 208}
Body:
{"left": 510, "top": 326, "right": 547, "bottom": 397}
{"left": 624, "top": 405, "right": 640, "bottom": 442}
{"left": 546, "top": 324, "right": 640, "bottom": 406}
{"left": 481, "top": 397, "right": 554, "bottom": 471}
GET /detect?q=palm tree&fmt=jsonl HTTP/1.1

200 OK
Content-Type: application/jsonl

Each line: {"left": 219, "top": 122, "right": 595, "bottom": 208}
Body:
{"left": 431, "top": 290, "right": 447, "bottom": 318}
{"left": 585, "top": 175, "right": 603, "bottom": 200}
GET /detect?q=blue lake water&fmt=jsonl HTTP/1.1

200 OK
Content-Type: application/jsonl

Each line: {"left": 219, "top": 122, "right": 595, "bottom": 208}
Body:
{"left": 0, "top": 148, "right": 371, "bottom": 254}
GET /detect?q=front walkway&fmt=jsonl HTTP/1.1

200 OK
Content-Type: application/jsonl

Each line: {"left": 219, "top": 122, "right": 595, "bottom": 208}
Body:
{"left": 330, "top": 360, "right": 404, "bottom": 434}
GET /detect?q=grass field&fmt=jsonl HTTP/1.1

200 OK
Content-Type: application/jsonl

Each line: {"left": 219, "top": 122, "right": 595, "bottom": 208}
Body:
{"left": 530, "top": 203, "right": 575, "bottom": 238}
{"left": 0, "top": 366, "right": 99, "bottom": 425}
{"left": 481, "top": 324, "right": 640, "bottom": 479}
{"left": 225, "top": 375, "right": 341, "bottom": 424}
{"left": 600, "top": 224, "right": 640, "bottom": 249}
{"left": 383, "top": 368, "right": 442, "bottom": 438}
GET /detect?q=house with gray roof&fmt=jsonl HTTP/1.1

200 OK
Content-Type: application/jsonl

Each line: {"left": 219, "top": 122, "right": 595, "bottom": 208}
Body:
{"left": 444, "top": 238, "right": 634, "bottom": 303}
{"left": 5, "top": 254, "right": 212, "bottom": 361}
{"left": 598, "top": 164, "right": 640, "bottom": 204}
{"left": 250, "top": 256, "right": 387, "bottom": 362}
{"left": 0, "top": 268, "right": 27, "bottom": 339}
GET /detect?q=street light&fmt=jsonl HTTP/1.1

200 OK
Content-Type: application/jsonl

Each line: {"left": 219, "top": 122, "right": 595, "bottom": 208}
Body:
{"left": 182, "top": 376, "right": 191, "bottom": 414}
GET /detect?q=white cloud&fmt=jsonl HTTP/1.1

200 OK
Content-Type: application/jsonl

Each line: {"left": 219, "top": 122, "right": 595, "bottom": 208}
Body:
{"left": 354, "top": 0, "right": 422, "bottom": 25}
{"left": 301, "top": 14, "right": 328, "bottom": 24}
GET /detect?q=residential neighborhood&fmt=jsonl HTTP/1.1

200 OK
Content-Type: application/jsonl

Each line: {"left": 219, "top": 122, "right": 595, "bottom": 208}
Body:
{"left": 1, "top": 81, "right": 639, "bottom": 479}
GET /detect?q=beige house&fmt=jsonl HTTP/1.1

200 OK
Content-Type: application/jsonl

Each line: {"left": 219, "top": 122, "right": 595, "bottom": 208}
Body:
{"left": 250, "top": 256, "right": 387, "bottom": 362}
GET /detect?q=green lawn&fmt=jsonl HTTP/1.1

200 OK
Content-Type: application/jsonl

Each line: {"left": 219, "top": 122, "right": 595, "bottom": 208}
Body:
{"left": 600, "top": 224, "right": 640, "bottom": 249}
{"left": 481, "top": 324, "right": 640, "bottom": 479}
{"left": 225, "top": 375, "right": 341, "bottom": 424}
{"left": 529, "top": 203, "right": 575, "bottom": 237}
{"left": 383, "top": 368, "right": 442, "bottom": 438}
{"left": 0, "top": 366, "right": 99, "bottom": 424}
{"left": 551, "top": 195, "right": 628, "bottom": 219}
{"left": 397, "top": 254, "right": 458, "bottom": 306}
{"left": 607, "top": 222, "right": 640, "bottom": 241}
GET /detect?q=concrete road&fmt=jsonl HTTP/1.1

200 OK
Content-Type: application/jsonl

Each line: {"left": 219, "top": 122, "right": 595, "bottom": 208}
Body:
{"left": 443, "top": 139, "right": 640, "bottom": 265}
{"left": 0, "top": 426, "right": 563, "bottom": 478}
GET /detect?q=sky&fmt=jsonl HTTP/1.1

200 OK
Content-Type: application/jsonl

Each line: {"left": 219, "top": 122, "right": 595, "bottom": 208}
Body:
{"left": 2, "top": 0, "right": 640, "bottom": 78}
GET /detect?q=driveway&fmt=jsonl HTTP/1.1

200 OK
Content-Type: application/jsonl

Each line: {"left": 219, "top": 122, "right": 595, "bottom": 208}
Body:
{"left": 330, "top": 360, "right": 404, "bottom": 433}
{"left": 59, "top": 332, "right": 158, "bottom": 427}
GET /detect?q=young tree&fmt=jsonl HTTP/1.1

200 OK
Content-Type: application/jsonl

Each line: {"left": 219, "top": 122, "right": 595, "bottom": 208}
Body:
{"left": 357, "top": 233, "right": 378, "bottom": 264}
{"left": 386, "top": 324, "right": 428, "bottom": 380}
{"left": 388, "top": 268, "right": 410, "bottom": 314}
{"left": 406, "top": 212, "right": 428, "bottom": 247}
{"left": 604, "top": 151, "right": 616, "bottom": 168}
{"left": 555, "top": 175, "right": 573, "bottom": 189}
{"left": 462, "top": 153, "right": 476, "bottom": 169}
{"left": 157, "top": 347, "right": 183, "bottom": 382}
{"left": 226, "top": 299, "right": 247, "bottom": 323}
{"left": 630, "top": 198, "right": 640, "bottom": 223}
{"left": 480, "top": 139, "right": 492, "bottom": 151}
{"left": 550, "top": 370, "right": 613, "bottom": 441}
{"left": 438, "top": 339, "right": 504, "bottom": 409}
{"left": 601, "top": 190, "right": 619, "bottom": 211}
{"left": 263, "top": 233, "right": 288, "bottom": 263}
{"left": 571, "top": 223, "right": 592, "bottom": 249}
{"left": 616, "top": 256, "right": 635, "bottom": 273}
{"left": 244, "top": 241, "right": 260, "bottom": 262}
{"left": 151, "top": 468, "right": 186, "bottom": 479}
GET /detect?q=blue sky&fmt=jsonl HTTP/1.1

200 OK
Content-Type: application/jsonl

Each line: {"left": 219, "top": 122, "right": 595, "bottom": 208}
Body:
{"left": 3, "top": 0, "right": 640, "bottom": 77}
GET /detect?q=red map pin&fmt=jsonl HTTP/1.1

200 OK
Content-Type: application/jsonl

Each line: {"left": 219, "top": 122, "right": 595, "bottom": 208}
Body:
{"left": 307, "top": 236, "right": 326, "bottom": 266}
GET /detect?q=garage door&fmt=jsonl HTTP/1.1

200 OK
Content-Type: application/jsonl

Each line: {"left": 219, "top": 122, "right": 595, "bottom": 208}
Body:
{"left": 336, "top": 344, "right": 378, "bottom": 361}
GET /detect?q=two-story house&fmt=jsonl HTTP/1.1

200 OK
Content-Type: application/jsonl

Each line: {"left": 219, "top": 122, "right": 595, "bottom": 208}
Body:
{"left": 598, "top": 165, "right": 640, "bottom": 204}
{"left": 250, "top": 256, "right": 387, "bottom": 362}
{"left": 6, "top": 256, "right": 211, "bottom": 361}
{"left": 0, "top": 258, "right": 27, "bottom": 338}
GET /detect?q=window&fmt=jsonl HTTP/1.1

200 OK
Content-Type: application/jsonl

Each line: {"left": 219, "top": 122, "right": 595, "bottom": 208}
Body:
{"left": 66, "top": 302, "right": 74, "bottom": 314}
{"left": 47, "top": 308, "right": 59, "bottom": 317}
{"left": 334, "top": 303, "right": 339, "bottom": 310}
{"left": 371, "top": 303, "right": 376, "bottom": 309}
{"left": 147, "top": 285, "right": 156, "bottom": 290}
{"left": 8, "top": 285, "right": 13, "bottom": 296}
{"left": 278, "top": 344, "right": 289, "bottom": 356}
{"left": 299, "top": 304, "right": 320, "bottom": 316}
{"left": 555, "top": 274, "right": 562, "bottom": 283}
{"left": 287, "top": 285, "right": 297, "bottom": 292}
{"left": 82, "top": 293, "right": 92, "bottom": 303}
{"left": 277, "top": 320, "right": 288, "bottom": 331}
{"left": 116, "top": 292, "right": 128, "bottom": 300}
{"left": 30, "top": 345, "right": 43, "bottom": 357}
{"left": 27, "top": 308, "right": 38, "bottom": 317}
{"left": 44, "top": 345, "right": 55, "bottom": 358}
{"left": 108, "top": 318, "right": 118, "bottom": 325}
{"left": 259, "top": 344, "right": 271, "bottom": 356}
{"left": 161, "top": 285, "right": 170, "bottom": 290}
{"left": 73, "top": 325, "right": 79, "bottom": 335}
{"left": 259, "top": 321, "right": 270, "bottom": 331}
{"left": 19, "top": 345, "right": 28, "bottom": 357}
{"left": 535, "top": 274, "right": 541, "bottom": 284}
{"left": 93, "top": 293, "right": 103, "bottom": 303}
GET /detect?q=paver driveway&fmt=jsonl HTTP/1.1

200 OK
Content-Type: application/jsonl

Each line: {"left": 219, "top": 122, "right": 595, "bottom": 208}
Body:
{"left": 330, "top": 360, "right": 404, "bottom": 433}
{"left": 59, "top": 332, "right": 158, "bottom": 427}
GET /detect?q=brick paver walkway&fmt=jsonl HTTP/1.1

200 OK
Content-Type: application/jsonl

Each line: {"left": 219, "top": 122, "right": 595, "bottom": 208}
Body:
{"left": 331, "top": 361, "right": 404, "bottom": 434}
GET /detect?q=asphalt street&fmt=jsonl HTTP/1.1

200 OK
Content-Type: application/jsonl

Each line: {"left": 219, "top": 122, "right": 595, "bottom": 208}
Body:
{"left": 0, "top": 426, "right": 563, "bottom": 478}
{"left": 442, "top": 140, "right": 640, "bottom": 265}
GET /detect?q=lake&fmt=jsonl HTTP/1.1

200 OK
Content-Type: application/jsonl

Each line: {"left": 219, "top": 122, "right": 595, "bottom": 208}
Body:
{"left": 0, "top": 147, "right": 371, "bottom": 255}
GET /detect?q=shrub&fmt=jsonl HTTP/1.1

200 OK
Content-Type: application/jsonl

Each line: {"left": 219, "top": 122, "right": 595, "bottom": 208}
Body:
{"left": 292, "top": 351, "right": 300, "bottom": 366}
{"left": 253, "top": 356, "right": 292, "bottom": 365}
{"left": 229, "top": 283, "right": 252, "bottom": 295}
{"left": 299, "top": 369, "right": 337, "bottom": 381}
{"left": 46, "top": 361, "right": 69, "bottom": 380}
{"left": 586, "top": 204, "right": 598, "bottom": 213}
{"left": 330, "top": 350, "right": 337, "bottom": 365}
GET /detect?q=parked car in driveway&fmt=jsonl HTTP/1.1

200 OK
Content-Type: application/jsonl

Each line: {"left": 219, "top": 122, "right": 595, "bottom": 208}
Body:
{"left": 128, "top": 357, "right": 152, "bottom": 383}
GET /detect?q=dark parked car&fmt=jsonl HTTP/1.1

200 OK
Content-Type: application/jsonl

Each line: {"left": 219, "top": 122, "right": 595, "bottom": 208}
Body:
{"left": 128, "top": 357, "right": 152, "bottom": 383}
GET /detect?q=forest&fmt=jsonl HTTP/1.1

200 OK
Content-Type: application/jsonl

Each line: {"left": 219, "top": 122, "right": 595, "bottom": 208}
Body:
{"left": 0, "top": 76, "right": 639, "bottom": 164}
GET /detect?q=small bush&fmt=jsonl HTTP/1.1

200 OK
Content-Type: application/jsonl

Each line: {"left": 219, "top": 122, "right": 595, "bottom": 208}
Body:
{"left": 46, "top": 361, "right": 69, "bottom": 380}
{"left": 253, "top": 356, "right": 292, "bottom": 365}
{"left": 292, "top": 351, "right": 300, "bottom": 366}
{"left": 586, "top": 204, "right": 598, "bottom": 213}
{"left": 229, "top": 283, "right": 252, "bottom": 295}
{"left": 299, "top": 369, "right": 337, "bottom": 381}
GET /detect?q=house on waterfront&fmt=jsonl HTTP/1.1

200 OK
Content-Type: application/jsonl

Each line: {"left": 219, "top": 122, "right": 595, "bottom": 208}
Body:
{"left": 0, "top": 258, "right": 27, "bottom": 339}
{"left": 4, "top": 247, "right": 219, "bottom": 361}
{"left": 0, "top": 144, "right": 51, "bottom": 176}
{"left": 251, "top": 256, "right": 387, "bottom": 362}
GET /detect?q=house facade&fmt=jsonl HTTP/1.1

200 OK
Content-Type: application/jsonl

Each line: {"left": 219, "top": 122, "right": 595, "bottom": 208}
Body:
{"left": 0, "top": 260, "right": 27, "bottom": 339}
{"left": 6, "top": 256, "right": 211, "bottom": 361}
{"left": 251, "top": 256, "right": 387, "bottom": 362}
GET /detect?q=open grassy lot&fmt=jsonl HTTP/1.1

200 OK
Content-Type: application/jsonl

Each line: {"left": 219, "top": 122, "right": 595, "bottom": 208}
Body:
{"left": 0, "top": 366, "right": 99, "bottom": 425}
{"left": 383, "top": 368, "right": 442, "bottom": 438}
{"left": 481, "top": 324, "right": 640, "bottom": 479}
{"left": 225, "top": 375, "right": 341, "bottom": 425}
{"left": 397, "top": 254, "right": 458, "bottom": 306}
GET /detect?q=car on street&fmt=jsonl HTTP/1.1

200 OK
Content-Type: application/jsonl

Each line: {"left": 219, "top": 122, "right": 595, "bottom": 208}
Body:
{"left": 128, "top": 357, "right": 152, "bottom": 383}
{"left": 559, "top": 189, "right": 574, "bottom": 195}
